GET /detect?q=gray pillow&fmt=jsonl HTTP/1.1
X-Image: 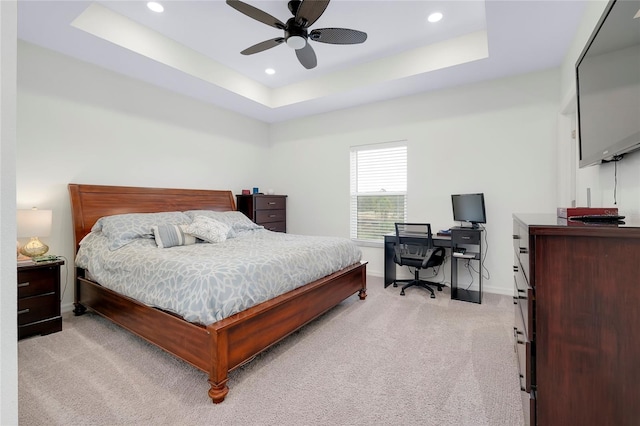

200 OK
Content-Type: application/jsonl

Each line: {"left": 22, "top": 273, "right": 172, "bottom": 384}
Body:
{"left": 92, "top": 211, "right": 191, "bottom": 250}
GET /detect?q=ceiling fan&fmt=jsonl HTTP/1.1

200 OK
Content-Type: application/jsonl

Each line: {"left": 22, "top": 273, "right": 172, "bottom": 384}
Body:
{"left": 226, "top": 0, "right": 367, "bottom": 69}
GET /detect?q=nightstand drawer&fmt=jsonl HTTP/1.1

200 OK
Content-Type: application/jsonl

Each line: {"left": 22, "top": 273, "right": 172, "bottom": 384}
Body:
{"left": 18, "top": 267, "right": 57, "bottom": 298}
{"left": 255, "top": 209, "right": 285, "bottom": 223}
{"left": 261, "top": 221, "right": 286, "bottom": 233}
{"left": 18, "top": 293, "right": 60, "bottom": 325}
{"left": 255, "top": 196, "right": 286, "bottom": 210}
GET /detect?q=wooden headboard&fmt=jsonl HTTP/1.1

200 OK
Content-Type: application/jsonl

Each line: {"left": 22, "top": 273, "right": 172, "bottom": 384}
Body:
{"left": 68, "top": 184, "right": 236, "bottom": 250}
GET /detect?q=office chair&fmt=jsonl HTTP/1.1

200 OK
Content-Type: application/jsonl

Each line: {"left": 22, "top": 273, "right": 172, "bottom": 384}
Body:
{"left": 393, "top": 223, "right": 446, "bottom": 298}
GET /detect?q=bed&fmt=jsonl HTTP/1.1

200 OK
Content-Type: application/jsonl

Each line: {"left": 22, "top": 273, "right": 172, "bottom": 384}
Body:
{"left": 68, "top": 184, "right": 367, "bottom": 403}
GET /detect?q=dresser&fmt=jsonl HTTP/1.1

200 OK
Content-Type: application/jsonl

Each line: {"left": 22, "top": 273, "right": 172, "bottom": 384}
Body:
{"left": 512, "top": 214, "right": 640, "bottom": 426}
{"left": 236, "top": 194, "right": 287, "bottom": 232}
{"left": 17, "top": 259, "right": 64, "bottom": 340}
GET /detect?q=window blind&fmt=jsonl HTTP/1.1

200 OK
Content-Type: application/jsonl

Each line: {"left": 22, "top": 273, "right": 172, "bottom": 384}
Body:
{"left": 350, "top": 142, "right": 407, "bottom": 243}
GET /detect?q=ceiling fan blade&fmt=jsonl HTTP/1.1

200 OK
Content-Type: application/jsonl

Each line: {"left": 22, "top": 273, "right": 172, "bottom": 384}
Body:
{"left": 295, "top": 43, "right": 317, "bottom": 69}
{"left": 241, "top": 38, "right": 285, "bottom": 55}
{"left": 226, "top": 0, "right": 285, "bottom": 29}
{"left": 309, "top": 28, "right": 367, "bottom": 45}
{"left": 295, "top": 0, "right": 330, "bottom": 28}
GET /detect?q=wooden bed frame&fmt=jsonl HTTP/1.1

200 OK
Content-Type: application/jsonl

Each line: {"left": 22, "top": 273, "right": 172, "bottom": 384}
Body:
{"left": 68, "top": 183, "right": 367, "bottom": 403}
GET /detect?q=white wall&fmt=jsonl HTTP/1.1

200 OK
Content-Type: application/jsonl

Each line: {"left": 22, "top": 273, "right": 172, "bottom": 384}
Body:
{"left": 559, "top": 0, "right": 640, "bottom": 220}
{"left": 1, "top": 2, "right": 18, "bottom": 424}
{"left": 17, "top": 41, "right": 271, "bottom": 312}
{"left": 269, "top": 69, "right": 561, "bottom": 295}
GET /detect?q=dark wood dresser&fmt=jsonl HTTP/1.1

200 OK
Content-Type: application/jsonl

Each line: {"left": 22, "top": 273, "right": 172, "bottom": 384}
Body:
{"left": 17, "top": 259, "right": 64, "bottom": 340}
{"left": 236, "top": 194, "right": 287, "bottom": 233}
{"left": 512, "top": 213, "right": 640, "bottom": 426}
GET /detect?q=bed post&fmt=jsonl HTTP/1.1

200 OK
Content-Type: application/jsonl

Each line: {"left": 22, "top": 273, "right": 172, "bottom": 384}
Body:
{"left": 207, "top": 326, "right": 229, "bottom": 403}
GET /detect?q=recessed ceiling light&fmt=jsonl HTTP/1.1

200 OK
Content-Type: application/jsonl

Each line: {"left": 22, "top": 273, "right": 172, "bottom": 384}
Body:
{"left": 265, "top": 68, "right": 276, "bottom": 75}
{"left": 428, "top": 12, "right": 443, "bottom": 23}
{"left": 147, "top": 2, "right": 164, "bottom": 13}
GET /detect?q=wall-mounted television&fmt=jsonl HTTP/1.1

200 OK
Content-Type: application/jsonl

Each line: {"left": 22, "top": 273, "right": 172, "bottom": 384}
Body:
{"left": 451, "top": 193, "right": 486, "bottom": 228}
{"left": 576, "top": 0, "right": 640, "bottom": 168}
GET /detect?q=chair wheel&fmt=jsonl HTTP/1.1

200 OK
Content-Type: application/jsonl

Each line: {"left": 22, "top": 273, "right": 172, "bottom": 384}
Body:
{"left": 430, "top": 294, "right": 436, "bottom": 299}
{"left": 400, "top": 290, "right": 405, "bottom": 296}
{"left": 437, "top": 287, "right": 443, "bottom": 291}
{"left": 393, "top": 283, "right": 398, "bottom": 287}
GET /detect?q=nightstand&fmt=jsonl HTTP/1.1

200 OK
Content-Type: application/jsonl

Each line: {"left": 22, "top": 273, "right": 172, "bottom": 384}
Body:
{"left": 236, "top": 194, "right": 287, "bottom": 233}
{"left": 17, "top": 259, "right": 64, "bottom": 340}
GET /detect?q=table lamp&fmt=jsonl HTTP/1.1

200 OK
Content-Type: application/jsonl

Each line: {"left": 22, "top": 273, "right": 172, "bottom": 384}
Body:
{"left": 17, "top": 208, "right": 52, "bottom": 258}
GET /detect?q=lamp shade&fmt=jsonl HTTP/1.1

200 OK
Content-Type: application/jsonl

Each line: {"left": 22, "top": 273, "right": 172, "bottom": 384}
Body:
{"left": 17, "top": 209, "right": 52, "bottom": 238}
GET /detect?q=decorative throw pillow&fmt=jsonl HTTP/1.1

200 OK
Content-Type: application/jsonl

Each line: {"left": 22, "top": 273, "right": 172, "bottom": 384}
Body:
{"left": 152, "top": 224, "right": 196, "bottom": 248}
{"left": 183, "top": 210, "right": 262, "bottom": 238}
{"left": 183, "top": 216, "right": 231, "bottom": 244}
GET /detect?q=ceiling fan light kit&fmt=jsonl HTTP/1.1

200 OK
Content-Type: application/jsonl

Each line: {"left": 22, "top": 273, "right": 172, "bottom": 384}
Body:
{"left": 227, "top": 0, "right": 367, "bottom": 69}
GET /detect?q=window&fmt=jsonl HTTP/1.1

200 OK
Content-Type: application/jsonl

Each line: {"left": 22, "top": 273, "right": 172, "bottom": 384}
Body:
{"left": 350, "top": 142, "right": 407, "bottom": 243}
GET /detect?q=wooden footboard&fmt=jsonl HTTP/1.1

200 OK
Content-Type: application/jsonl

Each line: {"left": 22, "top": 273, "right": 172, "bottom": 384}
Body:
{"left": 75, "top": 262, "right": 367, "bottom": 403}
{"left": 69, "top": 183, "right": 367, "bottom": 403}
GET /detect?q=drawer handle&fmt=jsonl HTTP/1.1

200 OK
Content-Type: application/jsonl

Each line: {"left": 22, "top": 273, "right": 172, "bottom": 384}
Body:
{"left": 519, "top": 375, "right": 526, "bottom": 392}
{"left": 461, "top": 236, "right": 470, "bottom": 240}
{"left": 269, "top": 214, "right": 277, "bottom": 218}
{"left": 18, "top": 308, "right": 30, "bottom": 315}
{"left": 18, "top": 282, "right": 30, "bottom": 288}
{"left": 513, "top": 265, "right": 518, "bottom": 272}
{"left": 513, "top": 327, "right": 525, "bottom": 345}
{"left": 513, "top": 235, "right": 520, "bottom": 240}
{"left": 268, "top": 202, "right": 276, "bottom": 205}
{"left": 517, "top": 288, "right": 526, "bottom": 294}
{"left": 519, "top": 247, "right": 528, "bottom": 254}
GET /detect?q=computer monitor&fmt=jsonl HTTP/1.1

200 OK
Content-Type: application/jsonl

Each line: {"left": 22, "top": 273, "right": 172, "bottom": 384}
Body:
{"left": 451, "top": 193, "right": 486, "bottom": 228}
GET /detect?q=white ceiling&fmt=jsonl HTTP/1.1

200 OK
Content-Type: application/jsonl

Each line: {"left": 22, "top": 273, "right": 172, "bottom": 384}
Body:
{"left": 17, "top": 0, "right": 588, "bottom": 123}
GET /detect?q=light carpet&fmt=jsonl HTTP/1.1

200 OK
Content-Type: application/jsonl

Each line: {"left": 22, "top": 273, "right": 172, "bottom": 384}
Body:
{"left": 19, "top": 276, "right": 524, "bottom": 425}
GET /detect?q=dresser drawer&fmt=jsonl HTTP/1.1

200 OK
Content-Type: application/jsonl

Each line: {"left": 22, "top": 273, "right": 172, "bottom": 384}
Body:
{"left": 255, "top": 196, "right": 286, "bottom": 210}
{"left": 521, "top": 389, "right": 536, "bottom": 426}
{"left": 261, "top": 221, "right": 286, "bottom": 233}
{"left": 18, "top": 267, "right": 57, "bottom": 298}
{"left": 18, "top": 293, "right": 60, "bottom": 325}
{"left": 514, "top": 262, "right": 534, "bottom": 340}
{"left": 255, "top": 209, "right": 285, "bottom": 223}
{"left": 514, "top": 315, "right": 534, "bottom": 393}
{"left": 513, "top": 222, "right": 531, "bottom": 283}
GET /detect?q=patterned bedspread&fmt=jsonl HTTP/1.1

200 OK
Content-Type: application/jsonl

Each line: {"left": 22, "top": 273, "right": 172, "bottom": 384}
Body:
{"left": 75, "top": 229, "right": 362, "bottom": 325}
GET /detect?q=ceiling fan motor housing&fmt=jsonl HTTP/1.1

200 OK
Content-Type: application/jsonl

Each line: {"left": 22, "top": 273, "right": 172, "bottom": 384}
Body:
{"left": 285, "top": 18, "right": 308, "bottom": 49}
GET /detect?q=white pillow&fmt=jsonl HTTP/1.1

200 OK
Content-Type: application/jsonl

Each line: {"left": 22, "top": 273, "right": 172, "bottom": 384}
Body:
{"left": 183, "top": 210, "right": 262, "bottom": 238}
{"left": 183, "top": 216, "right": 231, "bottom": 243}
{"left": 152, "top": 224, "right": 196, "bottom": 248}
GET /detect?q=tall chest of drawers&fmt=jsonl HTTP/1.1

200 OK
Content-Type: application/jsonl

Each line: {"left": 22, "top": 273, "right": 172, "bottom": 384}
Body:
{"left": 17, "top": 259, "right": 64, "bottom": 340}
{"left": 236, "top": 194, "right": 287, "bottom": 233}
{"left": 512, "top": 214, "right": 640, "bottom": 426}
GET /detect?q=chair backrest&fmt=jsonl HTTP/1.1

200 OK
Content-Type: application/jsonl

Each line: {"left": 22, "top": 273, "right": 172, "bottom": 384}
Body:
{"left": 394, "top": 223, "right": 433, "bottom": 248}
{"left": 393, "top": 223, "right": 435, "bottom": 266}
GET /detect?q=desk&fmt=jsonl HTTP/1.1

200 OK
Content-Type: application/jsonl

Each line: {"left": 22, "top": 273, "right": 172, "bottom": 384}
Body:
{"left": 383, "top": 233, "right": 451, "bottom": 288}
{"left": 384, "top": 228, "right": 483, "bottom": 303}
